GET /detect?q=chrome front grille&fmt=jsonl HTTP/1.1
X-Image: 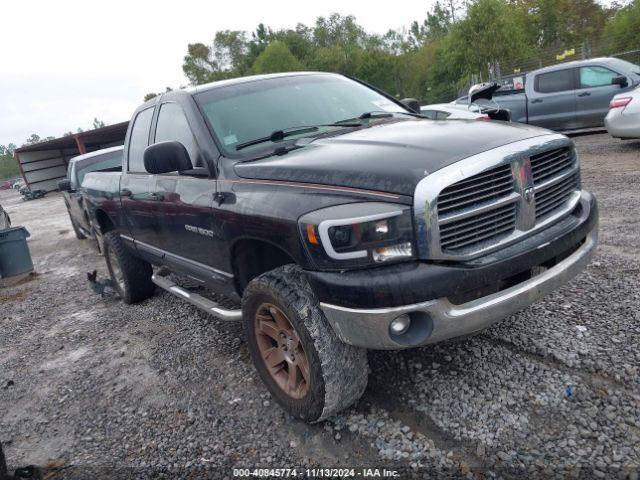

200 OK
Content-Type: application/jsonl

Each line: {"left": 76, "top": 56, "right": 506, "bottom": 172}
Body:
{"left": 437, "top": 164, "right": 513, "bottom": 216}
{"left": 535, "top": 171, "right": 580, "bottom": 220}
{"left": 437, "top": 164, "right": 517, "bottom": 251}
{"left": 531, "top": 147, "right": 574, "bottom": 185}
{"left": 422, "top": 137, "right": 581, "bottom": 258}
{"left": 439, "top": 203, "right": 517, "bottom": 251}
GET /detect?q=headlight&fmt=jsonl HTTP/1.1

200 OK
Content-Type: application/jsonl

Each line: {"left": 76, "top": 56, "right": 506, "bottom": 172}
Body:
{"left": 299, "top": 202, "right": 415, "bottom": 269}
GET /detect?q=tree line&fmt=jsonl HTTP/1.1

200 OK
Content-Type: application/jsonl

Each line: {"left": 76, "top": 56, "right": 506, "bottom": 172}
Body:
{"left": 179, "top": 0, "right": 640, "bottom": 102}
{"left": 0, "top": 144, "right": 18, "bottom": 180}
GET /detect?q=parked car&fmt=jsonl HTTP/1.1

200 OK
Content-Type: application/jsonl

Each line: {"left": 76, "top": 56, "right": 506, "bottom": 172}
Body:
{"left": 605, "top": 85, "right": 640, "bottom": 139}
{"left": 421, "top": 104, "right": 490, "bottom": 120}
{"left": 58, "top": 146, "right": 123, "bottom": 240}
{"left": 423, "top": 83, "right": 511, "bottom": 121}
{"left": 82, "top": 72, "right": 598, "bottom": 422}
{"left": 12, "top": 180, "right": 24, "bottom": 190}
{"left": 455, "top": 57, "right": 640, "bottom": 131}
{"left": 0, "top": 181, "right": 12, "bottom": 190}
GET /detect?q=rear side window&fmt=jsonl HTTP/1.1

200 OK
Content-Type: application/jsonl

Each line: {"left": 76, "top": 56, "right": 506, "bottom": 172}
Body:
{"left": 535, "top": 69, "right": 574, "bottom": 93}
{"left": 154, "top": 103, "right": 200, "bottom": 167}
{"left": 579, "top": 66, "right": 618, "bottom": 88}
{"left": 127, "top": 107, "right": 154, "bottom": 172}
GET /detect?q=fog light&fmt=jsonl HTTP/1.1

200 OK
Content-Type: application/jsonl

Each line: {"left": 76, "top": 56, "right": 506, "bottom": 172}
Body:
{"left": 390, "top": 314, "right": 411, "bottom": 335}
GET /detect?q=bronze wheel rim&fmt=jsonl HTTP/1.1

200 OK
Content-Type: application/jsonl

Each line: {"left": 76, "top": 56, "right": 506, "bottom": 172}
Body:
{"left": 254, "top": 303, "right": 310, "bottom": 399}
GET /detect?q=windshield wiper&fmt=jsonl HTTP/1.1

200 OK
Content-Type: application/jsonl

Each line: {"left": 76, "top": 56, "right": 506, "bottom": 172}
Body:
{"left": 236, "top": 126, "right": 318, "bottom": 151}
{"left": 365, "top": 110, "right": 425, "bottom": 119}
{"left": 359, "top": 111, "right": 394, "bottom": 119}
{"left": 235, "top": 123, "right": 363, "bottom": 151}
{"left": 334, "top": 110, "right": 424, "bottom": 125}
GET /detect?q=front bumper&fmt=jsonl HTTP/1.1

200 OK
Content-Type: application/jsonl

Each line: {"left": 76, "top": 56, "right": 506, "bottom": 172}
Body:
{"left": 315, "top": 191, "right": 598, "bottom": 349}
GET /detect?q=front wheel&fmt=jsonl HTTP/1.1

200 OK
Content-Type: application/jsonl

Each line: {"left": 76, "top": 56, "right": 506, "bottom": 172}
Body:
{"left": 242, "top": 265, "right": 369, "bottom": 422}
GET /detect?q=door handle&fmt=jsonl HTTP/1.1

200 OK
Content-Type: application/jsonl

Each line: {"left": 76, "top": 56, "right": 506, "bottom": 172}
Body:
{"left": 530, "top": 99, "right": 543, "bottom": 104}
{"left": 578, "top": 92, "right": 591, "bottom": 97}
{"left": 120, "top": 188, "right": 132, "bottom": 197}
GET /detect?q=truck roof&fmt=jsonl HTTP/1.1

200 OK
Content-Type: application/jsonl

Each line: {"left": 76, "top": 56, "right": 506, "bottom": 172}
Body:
{"left": 186, "top": 72, "right": 338, "bottom": 95}
{"left": 534, "top": 57, "right": 626, "bottom": 74}
{"left": 69, "top": 145, "right": 124, "bottom": 164}
{"left": 138, "top": 73, "right": 343, "bottom": 109}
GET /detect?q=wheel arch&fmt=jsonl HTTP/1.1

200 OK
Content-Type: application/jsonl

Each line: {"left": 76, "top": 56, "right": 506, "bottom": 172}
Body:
{"left": 231, "top": 237, "right": 299, "bottom": 295}
{"left": 93, "top": 209, "right": 116, "bottom": 234}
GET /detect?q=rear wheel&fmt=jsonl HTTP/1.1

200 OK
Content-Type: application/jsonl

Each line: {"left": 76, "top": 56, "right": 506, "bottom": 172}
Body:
{"left": 66, "top": 207, "right": 86, "bottom": 240}
{"left": 103, "top": 231, "right": 154, "bottom": 304}
{"left": 242, "top": 264, "right": 368, "bottom": 422}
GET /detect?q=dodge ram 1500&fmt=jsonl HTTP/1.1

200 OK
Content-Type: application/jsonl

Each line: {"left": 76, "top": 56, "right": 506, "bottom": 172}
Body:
{"left": 82, "top": 72, "right": 598, "bottom": 422}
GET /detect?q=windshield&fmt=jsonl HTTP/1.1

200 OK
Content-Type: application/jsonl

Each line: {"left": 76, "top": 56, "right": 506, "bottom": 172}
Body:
{"left": 195, "top": 74, "right": 409, "bottom": 155}
{"left": 75, "top": 151, "right": 122, "bottom": 186}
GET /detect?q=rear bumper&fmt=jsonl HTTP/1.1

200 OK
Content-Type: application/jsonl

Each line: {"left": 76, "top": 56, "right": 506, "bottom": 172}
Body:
{"left": 314, "top": 191, "right": 598, "bottom": 349}
{"left": 605, "top": 109, "right": 640, "bottom": 139}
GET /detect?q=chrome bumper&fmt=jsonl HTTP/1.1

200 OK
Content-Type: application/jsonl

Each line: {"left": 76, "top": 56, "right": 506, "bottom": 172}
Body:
{"left": 320, "top": 227, "right": 598, "bottom": 350}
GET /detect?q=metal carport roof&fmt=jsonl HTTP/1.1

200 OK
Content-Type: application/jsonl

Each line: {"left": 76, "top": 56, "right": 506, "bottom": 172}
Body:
{"left": 13, "top": 121, "right": 129, "bottom": 192}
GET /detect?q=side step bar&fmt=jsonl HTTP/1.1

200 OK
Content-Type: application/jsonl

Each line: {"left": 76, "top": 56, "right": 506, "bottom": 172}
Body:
{"left": 151, "top": 269, "right": 243, "bottom": 321}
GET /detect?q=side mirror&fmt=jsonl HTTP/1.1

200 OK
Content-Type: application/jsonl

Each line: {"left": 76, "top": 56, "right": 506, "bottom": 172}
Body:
{"left": 143, "top": 141, "right": 193, "bottom": 174}
{"left": 611, "top": 75, "right": 628, "bottom": 88}
{"left": 400, "top": 98, "right": 421, "bottom": 114}
{"left": 58, "top": 179, "right": 72, "bottom": 192}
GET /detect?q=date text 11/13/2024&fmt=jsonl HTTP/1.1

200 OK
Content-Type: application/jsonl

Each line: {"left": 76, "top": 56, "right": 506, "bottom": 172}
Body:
{"left": 232, "top": 468, "right": 400, "bottom": 477}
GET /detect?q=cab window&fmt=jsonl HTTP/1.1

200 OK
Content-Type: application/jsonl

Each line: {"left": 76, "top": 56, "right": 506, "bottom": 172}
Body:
{"left": 154, "top": 103, "right": 202, "bottom": 167}
{"left": 535, "top": 69, "right": 574, "bottom": 93}
{"left": 579, "top": 66, "right": 619, "bottom": 88}
{"left": 127, "top": 107, "right": 154, "bottom": 173}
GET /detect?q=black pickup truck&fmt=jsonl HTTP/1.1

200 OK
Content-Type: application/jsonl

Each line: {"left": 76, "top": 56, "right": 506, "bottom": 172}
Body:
{"left": 83, "top": 72, "right": 598, "bottom": 422}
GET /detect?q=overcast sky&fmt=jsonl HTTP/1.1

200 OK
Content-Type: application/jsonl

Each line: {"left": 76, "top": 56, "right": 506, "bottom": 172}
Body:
{"left": 0, "top": 0, "right": 447, "bottom": 146}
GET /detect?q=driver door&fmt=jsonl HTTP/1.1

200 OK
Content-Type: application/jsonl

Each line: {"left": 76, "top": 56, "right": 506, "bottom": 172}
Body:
{"left": 575, "top": 65, "right": 629, "bottom": 128}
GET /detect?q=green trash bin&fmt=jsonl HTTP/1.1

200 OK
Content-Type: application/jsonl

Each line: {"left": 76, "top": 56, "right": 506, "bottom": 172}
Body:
{"left": 0, "top": 227, "right": 34, "bottom": 279}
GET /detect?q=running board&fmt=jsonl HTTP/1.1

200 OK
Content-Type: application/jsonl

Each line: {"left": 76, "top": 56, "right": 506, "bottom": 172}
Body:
{"left": 151, "top": 269, "right": 242, "bottom": 321}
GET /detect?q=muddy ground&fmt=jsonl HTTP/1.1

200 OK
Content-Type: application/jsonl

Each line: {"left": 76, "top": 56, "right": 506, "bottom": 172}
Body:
{"left": 0, "top": 133, "right": 639, "bottom": 479}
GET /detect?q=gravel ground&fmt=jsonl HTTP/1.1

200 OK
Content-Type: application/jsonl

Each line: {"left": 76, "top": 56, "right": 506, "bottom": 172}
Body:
{"left": 0, "top": 133, "right": 639, "bottom": 479}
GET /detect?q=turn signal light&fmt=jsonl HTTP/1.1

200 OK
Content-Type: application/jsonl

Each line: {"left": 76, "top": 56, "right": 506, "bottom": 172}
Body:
{"left": 609, "top": 97, "right": 632, "bottom": 109}
{"left": 306, "top": 224, "right": 319, "bottom": 245}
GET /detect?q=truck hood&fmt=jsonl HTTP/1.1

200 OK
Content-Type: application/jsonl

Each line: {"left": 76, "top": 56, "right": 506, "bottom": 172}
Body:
{"left": 234, "top": 119, "right": 552, "bottom": 196}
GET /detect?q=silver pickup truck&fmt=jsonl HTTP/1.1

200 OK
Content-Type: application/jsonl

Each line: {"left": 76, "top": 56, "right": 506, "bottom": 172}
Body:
{"left": 456, "top": 57, "right": 640, "bottom": 131}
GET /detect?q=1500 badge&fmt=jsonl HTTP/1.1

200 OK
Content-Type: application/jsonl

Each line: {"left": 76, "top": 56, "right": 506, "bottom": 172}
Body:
{"left": 185, "top": 224, "right": 215, "bottom": 237}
